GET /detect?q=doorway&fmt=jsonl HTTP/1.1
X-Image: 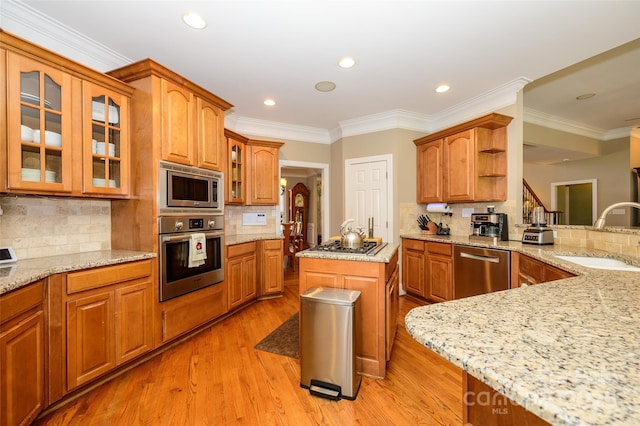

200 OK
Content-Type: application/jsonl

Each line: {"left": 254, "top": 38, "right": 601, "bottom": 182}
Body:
{"left": 345, "top": 154, "right": 393, "bottom": 243}
{"left": 551, "top": 179, "right": 597, "bottom": 225}
{"left": 279, "top": 160, "right": 329, "bottom": 247}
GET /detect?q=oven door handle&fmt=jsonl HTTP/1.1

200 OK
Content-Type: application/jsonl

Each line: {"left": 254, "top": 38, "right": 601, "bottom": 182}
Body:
{"left": 161, "top": 232, "right": 223, "bottom": 243}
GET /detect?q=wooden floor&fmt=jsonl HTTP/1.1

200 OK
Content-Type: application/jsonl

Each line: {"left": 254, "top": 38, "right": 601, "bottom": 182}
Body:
{"left": 34, "top": 269, "right": 463, "bottom": 425}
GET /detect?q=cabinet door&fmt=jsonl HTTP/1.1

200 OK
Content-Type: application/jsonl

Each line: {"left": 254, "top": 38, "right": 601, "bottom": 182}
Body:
{"left": 0, "top": 310, "right": 45, "bottom": 426}
{"left": 385, "top": 263, "right": 399, "bottom": 361}
{"left": 242, "top": 254, "right": 258, "bottom": 301}
{"left": 247, "top": 145, "right": 279, "bottom": 205}
{"left": 67, "top": 291, "right": 115, "bottom": 389}
{"left": 444, "top": 129, "right": 475, "bottom": 202}
{"left": 227, "top": 256, "right": 244, "bottom": 310}
{"left": 261, "top": 240, "right": 284, "bottom": 296}
{"left": 402, "top": 244, "right": 425, "bottom": 297}
{"left": 196, "top": 97, "right": 225, "bottom": 172}
{"left": 427, "top": 255, "right": 453, "bottom": 302}
{"left": 115, "top": 281, "right": 153, "bottom": 365}
{"left": 417, "top": 139, "right": 443, "bottom": 203}
{"left": 161, "top": 79, "right": 195, "bottom": 166}
{"left": 6, "top": 51, "right": 73, "bottom": 192}
{"left": 227, "top": 138, "right": 245, "bottom": 204}
{"left": 83, "top": 81, "right": 130, "bottom": 196}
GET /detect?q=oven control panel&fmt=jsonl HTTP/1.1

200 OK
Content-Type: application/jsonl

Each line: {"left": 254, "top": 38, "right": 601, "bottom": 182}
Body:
{"left": 159, "top": 215, "right": 223, "bottom": 234}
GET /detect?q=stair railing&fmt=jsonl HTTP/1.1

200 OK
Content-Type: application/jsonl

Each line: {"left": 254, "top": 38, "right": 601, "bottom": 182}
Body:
{"left": 523, "top": 179, "right": 564, "bottom": 225}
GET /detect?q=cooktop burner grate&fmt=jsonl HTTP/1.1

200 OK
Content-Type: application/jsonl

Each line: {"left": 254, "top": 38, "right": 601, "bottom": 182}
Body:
{"left": 309, "top": 240, "right": 379, "bottom": 255}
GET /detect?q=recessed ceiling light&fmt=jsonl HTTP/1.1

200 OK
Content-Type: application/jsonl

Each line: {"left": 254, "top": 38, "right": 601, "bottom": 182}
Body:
{"left": 315, "top": 81, "right": 336, "bottom": 92}
{"left": 183, "top": 12, "right": 207, "bottom": 29}
{"left": 264, "top": 99, "right": 276, "bottom": 106}
{"left": 435, "top": 84, "right": 450, "bottom": 93}
{"left": 338, "top": 57, "right": 356, "bottom": 69}
{"left": 576, "top": 93, "right": 596, "bottom": 100}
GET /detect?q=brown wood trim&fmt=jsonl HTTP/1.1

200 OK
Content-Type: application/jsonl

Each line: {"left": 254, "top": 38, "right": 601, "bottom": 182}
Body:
{"left": 246, "top": 139, "right": 285, "bottom": 149}
{"left": 414, "top": 113, "right": 513, "bottom": 146}
{"left": 66, "top": 260, "right": 152, "bottom": 294}
{"left": 224, "top": 128, "right": 249, "bottom": 141}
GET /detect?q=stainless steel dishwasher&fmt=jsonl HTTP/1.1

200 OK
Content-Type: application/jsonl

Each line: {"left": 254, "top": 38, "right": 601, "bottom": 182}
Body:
{"left": 453, "top": 245, "right": 510, "bottom": 299}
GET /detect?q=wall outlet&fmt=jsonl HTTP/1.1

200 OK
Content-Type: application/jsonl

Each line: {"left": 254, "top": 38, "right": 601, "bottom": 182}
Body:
{"left": 462, "top": 208, "right": 474, "bottom": 218}
{"left": 611, "top": 208, "right": 626, "bottom": 215}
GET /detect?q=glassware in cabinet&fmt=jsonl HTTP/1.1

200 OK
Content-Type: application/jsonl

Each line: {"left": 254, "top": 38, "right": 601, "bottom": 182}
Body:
{"left": 229, "top": 142, "right": 243, "bottom": 201}
{"left": 8, "top": 54, "right": 72, "bottom": 191}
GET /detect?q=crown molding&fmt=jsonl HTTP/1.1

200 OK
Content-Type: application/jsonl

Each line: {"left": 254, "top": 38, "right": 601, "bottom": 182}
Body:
{"left": 337, "top": 110, "right": 433, "bottom": 139}
{"left": 1, "top": 0, "right": 131, "bottom": 71}
{"left": 523, "top": 107, "right": 632, "bottom": 141}
{"left": 226, "top": 114, "right": 332, "bottom": 144}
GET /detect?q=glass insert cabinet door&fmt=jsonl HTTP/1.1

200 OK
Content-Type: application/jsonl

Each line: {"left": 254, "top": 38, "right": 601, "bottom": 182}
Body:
{"left": 7, "top": 52, "right": 73, "bottom": 191}
{"left": 229, "top": 141, "right": 243, "bottom": 202}
{"left": 83, "top": 82, "right": 129, "bottom": 194}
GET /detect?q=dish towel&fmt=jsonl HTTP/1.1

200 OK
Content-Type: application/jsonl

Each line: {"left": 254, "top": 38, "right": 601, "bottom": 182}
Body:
{"left": 188, "top": 233, "right": 207, "bottom": 268}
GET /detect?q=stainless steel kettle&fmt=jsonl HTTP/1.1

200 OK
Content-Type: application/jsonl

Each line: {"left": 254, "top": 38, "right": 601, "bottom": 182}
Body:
{"left": 340, "top": 219, "right": 366, "bottom": 249}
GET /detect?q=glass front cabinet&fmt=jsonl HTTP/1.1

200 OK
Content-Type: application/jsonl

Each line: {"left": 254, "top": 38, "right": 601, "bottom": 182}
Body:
{"left": 2, "top": 32, "right": 132, "bottom": 198}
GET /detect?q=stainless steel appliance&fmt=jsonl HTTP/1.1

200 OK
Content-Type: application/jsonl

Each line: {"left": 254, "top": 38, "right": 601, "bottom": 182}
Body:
{"left": 453, "top": 245, "right": 510, "bottom": 299}
{"left": 469, "top": 211, "right": 509, "bottom": 243}
{"left": 522, "top": 206, "right": 554, "bottom": 245}
{"left": 158, "top": 214, "right": 224, "bottom": 301}
{"left": 159, "top": 161, "right": 223, "bottom": 214}
{"left": 308, "top": 240, "right": 388, "bottom": 256}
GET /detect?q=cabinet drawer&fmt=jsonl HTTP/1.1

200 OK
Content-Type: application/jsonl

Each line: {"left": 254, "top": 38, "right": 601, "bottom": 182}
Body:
{"left": 227, "top": 241, "right": 257, "bottom": 258}
{"left": 427, "top": 242, "right": 452, "bottom": 256}
{"left": 262, "top": 239, "right": 283, "bottom": 250}
{"left": 67, "top": 260, "right": 152, "bottom": 294}
{"left": 0, "top": 280, "right": 44, "bottom": 325}
{"left": 403, "top": 239, "right": 425, "bottom": 251}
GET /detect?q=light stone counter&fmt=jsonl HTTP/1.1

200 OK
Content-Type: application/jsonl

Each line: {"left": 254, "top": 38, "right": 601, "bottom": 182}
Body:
{"left": 225, "top": 233, "right": 283, "bottom": 246}
{"left": 0, "top": 250, "right": 156, "bottom": 296}
{"left": 403, "top": 233, "right": 640, "bottom": 425}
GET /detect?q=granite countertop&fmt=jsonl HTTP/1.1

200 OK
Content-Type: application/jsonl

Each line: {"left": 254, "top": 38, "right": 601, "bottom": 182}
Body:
{"left": 403, "top": 233, "right": 640, "bottom": 425}
{"left": 225, "top": 233, "right": 283, "bottom": 246}
{"left": 0, "top": 250, "right": 156, "bottom": 296}
{"left": 296, "top": 242, "right": 400, "bottom": 264}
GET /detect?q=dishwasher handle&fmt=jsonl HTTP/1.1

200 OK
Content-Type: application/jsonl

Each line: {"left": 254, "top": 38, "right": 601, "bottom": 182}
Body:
{"left": 459, "top": 251, "right": 501, "bottom": 264}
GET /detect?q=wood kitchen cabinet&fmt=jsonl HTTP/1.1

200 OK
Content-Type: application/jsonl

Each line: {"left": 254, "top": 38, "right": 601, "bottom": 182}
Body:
{"left": 511, "top": 252, "right": 575, "bottom": 288}
{"left": 414, "top": 113, "right": 513, "bottom": 203}
{"left": 1, "top": 30, "right": 133, "bottom": 198}
{"left": 259, "top": 239, "right": 284, "bottom": 298}
{"left": 298, "top": 250, "right": 399, "bottom": 379}
{"left": 385, "top": 262, "right": 399, "bottom": 361}
{"left": 401, "top": 239, "right": 453, "bottom": 303}
{"left": 227, "top": 242, "right": 258, "bottom": 311}
{"left": 0, "top": 280, "right": 45, "bottom": 426}
{"left": 246, "top": 140, "right": 283, "bottom": 205}
{"left": 108, "top": 58, "right": 232, "bottom": 173}
{"left": 63, "top": 260, "right": 154, "bottom": 390}
{"left": 225, "top": 129, "right": 247, "bottom": 204}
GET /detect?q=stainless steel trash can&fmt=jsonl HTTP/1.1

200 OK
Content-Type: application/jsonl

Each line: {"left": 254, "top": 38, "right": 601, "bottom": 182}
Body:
{"left": 300, "top": 286, "right": 362, "bottom": 400}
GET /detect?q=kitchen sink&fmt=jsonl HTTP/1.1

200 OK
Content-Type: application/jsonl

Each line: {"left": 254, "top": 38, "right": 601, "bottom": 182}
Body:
{"left": 554, "top": 255, "right": 640, "bottom": 272}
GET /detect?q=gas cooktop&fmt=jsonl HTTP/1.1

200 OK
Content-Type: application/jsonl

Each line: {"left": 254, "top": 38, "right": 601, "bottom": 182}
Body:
{"left": 309, "top": 240, "right": 387, "bottom": 256}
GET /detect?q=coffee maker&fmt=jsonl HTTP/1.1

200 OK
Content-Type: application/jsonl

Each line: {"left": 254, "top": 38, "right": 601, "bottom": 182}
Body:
{"left": 469, "top": 207, "right": 509, "bottom": 242}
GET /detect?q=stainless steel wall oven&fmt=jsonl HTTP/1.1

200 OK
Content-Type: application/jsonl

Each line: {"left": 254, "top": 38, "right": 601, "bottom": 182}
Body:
{"left": 158, "top": 214, "right": 224, "bottom": 301}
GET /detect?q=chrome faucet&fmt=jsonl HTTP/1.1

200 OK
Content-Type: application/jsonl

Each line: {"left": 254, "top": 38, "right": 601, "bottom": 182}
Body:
{"left": 593, "top": 202, "right": 640, "bottom": 231}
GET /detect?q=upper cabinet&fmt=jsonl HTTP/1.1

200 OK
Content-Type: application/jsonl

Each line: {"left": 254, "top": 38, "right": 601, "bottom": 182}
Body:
{"left": 224, "top": 131, "right": 283, "bottom": 205}
{"left": 108, "top": 59, "right": 232, "bottom": 174}
{"left": 414, "top": 113, "right": 513, "bottom": 203}
{"left": 1, "top": 30, "right": 134, "bottom": 198}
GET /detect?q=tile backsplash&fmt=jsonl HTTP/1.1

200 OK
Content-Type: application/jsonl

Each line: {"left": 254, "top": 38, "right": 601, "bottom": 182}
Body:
{"left": 0, "top": 196, "right": 111, "bottom": 260}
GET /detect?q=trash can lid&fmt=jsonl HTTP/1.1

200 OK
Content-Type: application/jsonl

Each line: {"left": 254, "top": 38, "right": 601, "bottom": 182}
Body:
{"left": 300, "top": 287, "right": 361, "bottom": 305}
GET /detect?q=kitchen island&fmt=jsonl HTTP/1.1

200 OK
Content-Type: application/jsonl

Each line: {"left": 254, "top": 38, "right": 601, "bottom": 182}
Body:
{"left": 405, "top": 247, "right": 640, "bottom": 425}
{"left": 297, "top": 243, "right": 399, "bottom": 379}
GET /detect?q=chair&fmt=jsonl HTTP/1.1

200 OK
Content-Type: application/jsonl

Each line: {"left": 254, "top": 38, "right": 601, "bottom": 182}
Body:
{"left": 282, "top": 222, "right": 304, "bottom": 271}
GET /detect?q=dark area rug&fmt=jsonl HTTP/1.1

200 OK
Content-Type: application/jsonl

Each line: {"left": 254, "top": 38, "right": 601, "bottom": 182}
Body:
{"left": 254, "top": 312, "right": 299, "bottom": 359}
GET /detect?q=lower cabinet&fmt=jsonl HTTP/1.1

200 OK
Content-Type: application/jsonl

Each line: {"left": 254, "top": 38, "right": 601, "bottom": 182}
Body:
{"left": 64, "top": 260, "right": 154, "bottom": 390}
{"left": 0, "top": 280, "right": 45, "bottom": 426}
{"left": 227, "top": 241, "right": 258, "bottom": 311}
{"left": 259, "top": 239, "right": 284, "bottom": 298}
{"left": 401, "top": 238, "right": 453, "bottom": 303}
{"left": 511, "top": 252, "right": 575, "bottom": 288}
{"left": 385, "top": 262, "right": 399, "bottom": 361}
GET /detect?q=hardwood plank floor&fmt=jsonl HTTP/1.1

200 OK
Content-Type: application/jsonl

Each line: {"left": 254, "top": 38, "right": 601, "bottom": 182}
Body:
{"left": 34, "top": 269, "right": 463, "bottom": 425}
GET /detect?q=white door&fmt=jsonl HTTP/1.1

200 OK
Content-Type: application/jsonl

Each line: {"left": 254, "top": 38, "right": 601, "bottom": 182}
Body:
{"left": 345, "top": 155, "right": 391, "bottom": 243}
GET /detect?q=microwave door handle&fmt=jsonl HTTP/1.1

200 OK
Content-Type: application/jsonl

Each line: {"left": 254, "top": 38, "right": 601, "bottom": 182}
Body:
{"left": 459, "top": 251, "right": 501, "bottom": 263}
{"left": 161, "top": 232, "right": 222, "bottom": 243}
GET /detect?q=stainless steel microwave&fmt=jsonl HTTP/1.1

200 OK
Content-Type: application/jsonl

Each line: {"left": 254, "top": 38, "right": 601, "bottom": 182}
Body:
{"left": 159, "top": 161, "right": 223, "bottom": 214}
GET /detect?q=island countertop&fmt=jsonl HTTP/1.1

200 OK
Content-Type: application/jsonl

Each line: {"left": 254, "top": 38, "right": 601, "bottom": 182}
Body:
{"left": 296, "top": 242, "right": 400, "bottom": 263}
{"left": 404, "top": 237, "right": 640, "bottom": 425}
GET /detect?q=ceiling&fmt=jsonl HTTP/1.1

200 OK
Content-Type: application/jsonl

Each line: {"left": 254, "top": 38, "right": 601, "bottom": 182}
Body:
{"left": 6, "top": 1, "right": 640, "bottom": 147}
